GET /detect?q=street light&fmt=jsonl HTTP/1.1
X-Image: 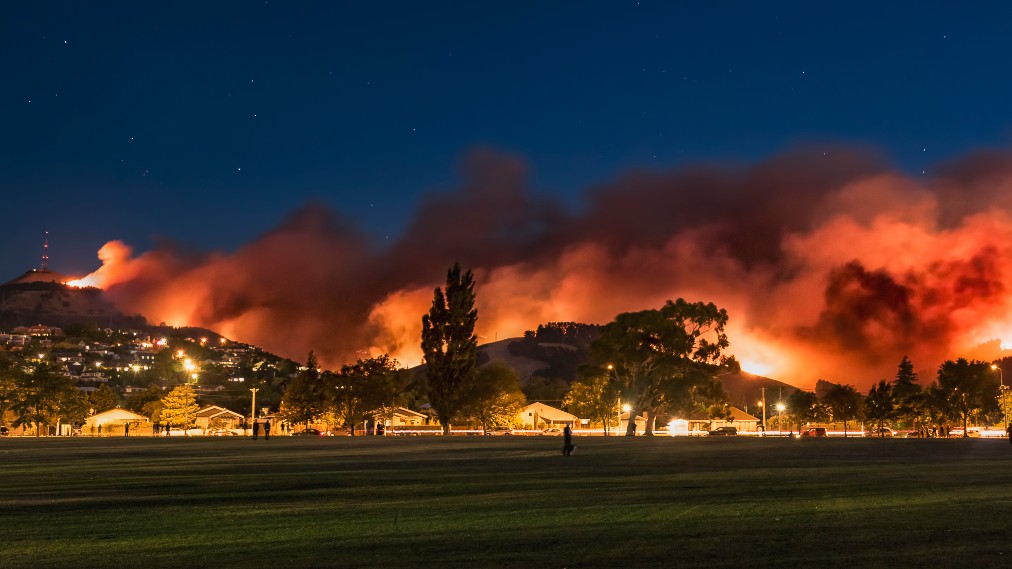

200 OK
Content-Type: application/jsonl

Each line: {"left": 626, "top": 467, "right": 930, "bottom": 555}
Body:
{"left": 776, "top": 402, "right": 786, "bottom": 435}
{"left": 607, "top": 364, "right": 621, "bottom": 436}
{"left": 992, "top": 364, "right": 1007, "bottom": 431}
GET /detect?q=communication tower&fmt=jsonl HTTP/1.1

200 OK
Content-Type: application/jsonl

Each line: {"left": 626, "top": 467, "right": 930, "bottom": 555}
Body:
{"left": 41, "top": 230, "right": 49, "bottom": 271}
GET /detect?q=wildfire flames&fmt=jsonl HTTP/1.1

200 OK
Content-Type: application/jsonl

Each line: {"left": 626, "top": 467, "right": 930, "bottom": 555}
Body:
{"left": 69, "top": 147, "right": 1012, "bottom": 388}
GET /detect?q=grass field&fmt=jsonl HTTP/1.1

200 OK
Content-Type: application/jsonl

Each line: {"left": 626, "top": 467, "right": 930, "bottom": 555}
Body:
{"left": 1, "top": 435, "right": 1011, "bottom": 569}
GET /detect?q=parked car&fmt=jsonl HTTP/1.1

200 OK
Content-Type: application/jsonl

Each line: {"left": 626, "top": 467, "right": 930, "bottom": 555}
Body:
{"left": 207, "top": 428, "right": 238, "bottom": 436}
{"left": 542, "top": 427, "right": 563, "bottom": 435}
{"left": 485, "top": 427, "right": 513, "bottom": 436}
{"left": 867, "top": 427, "right": 894, "bottom": 437}
{"left": 293, "top": 428, "right": 326, "bottom": 436}
{"left": 707, "top": 426, "right": 738, "bottom": 436}
{"left": 0, "top": 425, "right": 8, "bottom": 436}
{"left": 948, "top": 428, "right": 981, "bottom": 438}
{"left": 801, "top": 427, "right": 827, "bottom": 437}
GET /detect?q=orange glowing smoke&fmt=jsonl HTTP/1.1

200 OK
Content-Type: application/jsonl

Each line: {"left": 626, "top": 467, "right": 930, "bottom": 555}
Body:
{"left": 73, "top": 147, "right": 1012, "bottom": 388}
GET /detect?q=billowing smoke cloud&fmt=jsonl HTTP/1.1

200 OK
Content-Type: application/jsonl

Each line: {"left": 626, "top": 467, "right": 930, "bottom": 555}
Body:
{"left": 72, "top": 146, "right": 1012, "bottom": 388}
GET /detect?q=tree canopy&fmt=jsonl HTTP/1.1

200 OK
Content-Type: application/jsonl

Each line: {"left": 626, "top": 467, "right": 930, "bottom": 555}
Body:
{"left": 463, "top": 361, "right": 526, "bottom": 432}
{"left": 159, "top": 384, "right": 199, "bottom": 431}
{"left": 332, "top": 355, "right": 402, "bottom": 434}
{"left": 936, "top": 358, "right": 998, "bottom": 436}
{"left": 586, "top": 299, "right": 737, "bottom": 436}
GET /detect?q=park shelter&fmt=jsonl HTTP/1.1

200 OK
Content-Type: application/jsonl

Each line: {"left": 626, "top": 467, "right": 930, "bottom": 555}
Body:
{"left": 518, "top": 402, "right": 580, "bottom": 429}
{"left": 84, "top": 408, "right": 149, "bottom": 435}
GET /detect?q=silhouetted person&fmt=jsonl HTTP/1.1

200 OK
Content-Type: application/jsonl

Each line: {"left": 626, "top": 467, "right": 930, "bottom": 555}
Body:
{"left": 563, "top": 424, "right": 575, "bottom": 456}
{"left": 263, "top": 419, "right": 271, "bottom": 440}
{"left": 124, "top": 423, "right": 129, "bottom": 437}
{"left": 164, "top": 423, "right": 170, "bottom": 436}
{"left": 252, "top": 420, "right": 260, "bottom": 440}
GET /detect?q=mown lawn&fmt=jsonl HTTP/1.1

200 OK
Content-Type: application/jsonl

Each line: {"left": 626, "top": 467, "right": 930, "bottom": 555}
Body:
{"left": 1, "top": 435, "right": 1010, "bottom": 568}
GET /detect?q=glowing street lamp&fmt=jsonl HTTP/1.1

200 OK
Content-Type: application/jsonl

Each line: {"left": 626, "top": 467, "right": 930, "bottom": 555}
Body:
{"left": 776, "top": 402, "right": 786, "bottom": 435}
{"left": 992, "top": 364, "right": 1007, "bottom": 431}
{"left": 607, "top": 364, "right": 621, "bottom": 436}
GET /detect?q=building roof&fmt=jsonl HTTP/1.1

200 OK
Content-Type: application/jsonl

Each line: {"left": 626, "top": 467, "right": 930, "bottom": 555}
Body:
{"left": 729, "top": 407, "right": 760, "bottom": 422}
{"left": 391, "top": 407, "right": 426, "bottom": 418}
{"left": 196, "top": 405, "right": 243, "bottom": 419}
{"left": 521, "top": 402, "right": 579, "bottom": 422}
{"left": 87, "top": 408, "right": 149, "bottom": 423}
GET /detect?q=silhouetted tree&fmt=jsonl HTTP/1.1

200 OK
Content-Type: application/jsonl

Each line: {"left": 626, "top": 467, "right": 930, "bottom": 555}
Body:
{"left": 332, "top": 355, "right": 401, "bottom": 435}
{"left": 892, "top": 356, "right": 922, "bottom": 428}
{"left": 936, "top": 358, "right": 998, "bottom": 437}
{"left": 787, "top": 389, "right": 829, "bottom": 431}
{"left": 821, "top": 383, "right": 862, "bottom": 436}
{"left": 422, "top": 263, "right": 478, "bottom": 435}
{"left": 463, "top": 361, "right": 526, "bottom": 432}
{"left": 89, "top": 384, "right": 119, "bottom": 413}
{"left": 865, "top": 380, "right": 894, "bottom": 436}
{"left": 11, "top": 360, "right": 78, "bottom": 436}
{"left": 280, "top": 352, "right": 326, "bottom": 426}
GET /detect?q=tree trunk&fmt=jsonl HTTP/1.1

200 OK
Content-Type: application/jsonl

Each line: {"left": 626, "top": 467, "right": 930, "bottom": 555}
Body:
{"left": 963, "top": 413, "right": 969, "bottom": 438}
{"left": 644, "top": 409, "right": 655, "bottom": 436}
{"left": 442, "top": 422, "right": 451, "bottom": 435}
{"left": 843, "top": 420, "right": 848, "bottom": 437}
{"left": 624, "top": 407, "right": 637, "bottom": 436}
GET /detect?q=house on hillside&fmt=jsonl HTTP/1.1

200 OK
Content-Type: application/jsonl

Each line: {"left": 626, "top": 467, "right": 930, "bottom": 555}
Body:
{"left": 84, "top": 408, "right": 150, "bottom": 435}
{"left": 518, "top": 402, "right": 580, "bottom": 429}
{"left": 195, "top": 405, "right": 244, "bottom": 431}
{"left": 685, "top": 407, "right": 760, "bottom": 434}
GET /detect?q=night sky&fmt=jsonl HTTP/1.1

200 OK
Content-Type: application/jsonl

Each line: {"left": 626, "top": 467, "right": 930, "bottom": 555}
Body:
{"left": 3, "top": 2, "right": 1012, "bottom": 277}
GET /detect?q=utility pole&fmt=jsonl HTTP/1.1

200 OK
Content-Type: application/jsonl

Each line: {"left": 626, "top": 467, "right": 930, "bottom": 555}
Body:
{"left": 761, "top": 387, "right": 767, "bottom": 437}
{"left": 250, "top": 387, "right": 259, "bottom": 435}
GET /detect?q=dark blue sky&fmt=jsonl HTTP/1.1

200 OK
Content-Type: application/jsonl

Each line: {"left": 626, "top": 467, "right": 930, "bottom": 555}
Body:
{"left": 3, "top": 1, "right": 1011, "bottom": 277}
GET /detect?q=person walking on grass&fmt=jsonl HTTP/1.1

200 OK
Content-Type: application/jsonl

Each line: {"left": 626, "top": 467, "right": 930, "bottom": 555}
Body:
{"left": 563, "top": 423, "right": 576, "bottom": 456}
{"left": 252, "top": 420, "right": 260, "bottom": 440}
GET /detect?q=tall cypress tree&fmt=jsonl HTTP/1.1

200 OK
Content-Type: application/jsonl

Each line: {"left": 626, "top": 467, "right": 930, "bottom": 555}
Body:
{"left": 280, "top": 352, "right": 325, "bottom": 427}
{"left": 421, "top": 263, "right": 478, "bottom": 434}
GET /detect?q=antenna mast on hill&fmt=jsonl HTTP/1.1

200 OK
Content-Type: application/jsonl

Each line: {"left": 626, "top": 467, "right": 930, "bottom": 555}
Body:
{"left": 40, "top": 230, "right": 49, "bottom": 271}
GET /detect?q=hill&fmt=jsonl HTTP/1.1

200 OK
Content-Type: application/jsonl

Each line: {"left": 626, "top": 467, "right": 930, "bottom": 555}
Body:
{"left": 0, "top": 279, "right": 146, "bottom": 329}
